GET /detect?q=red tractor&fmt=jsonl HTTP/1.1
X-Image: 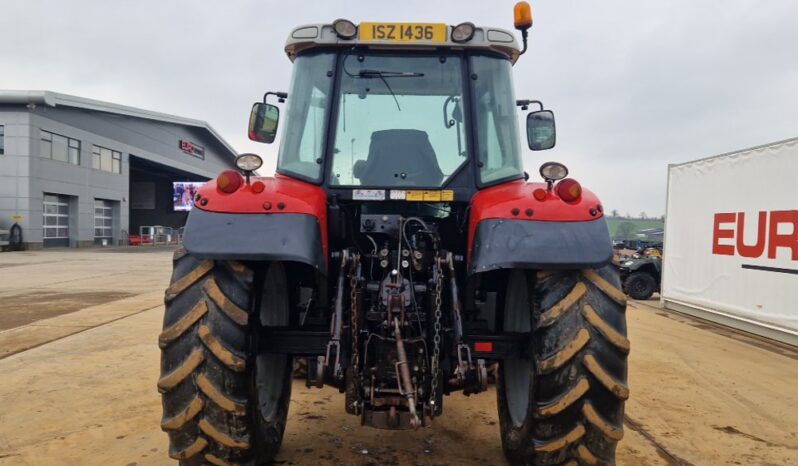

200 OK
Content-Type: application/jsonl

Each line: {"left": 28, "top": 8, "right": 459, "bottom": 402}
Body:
{"left": 158, "top": 4, "right": 629, "bottom": 465}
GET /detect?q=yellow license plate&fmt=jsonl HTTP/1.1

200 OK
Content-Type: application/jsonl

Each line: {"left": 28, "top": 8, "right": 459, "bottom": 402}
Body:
{"left": 359, "top": 23, "right": 447, "bottom": 43}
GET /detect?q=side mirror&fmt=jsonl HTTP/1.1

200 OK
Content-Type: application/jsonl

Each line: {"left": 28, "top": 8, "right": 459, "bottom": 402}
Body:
{"left": 526, "top": 110, "right": 556, "bottom": 151}
{"left": 248, "top": 103, "right": 280, "bottom": 143}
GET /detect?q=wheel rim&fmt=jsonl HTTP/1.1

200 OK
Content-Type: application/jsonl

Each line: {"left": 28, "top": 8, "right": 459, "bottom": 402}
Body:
{"left": 502, "top": 270, "right": 533, "bottom": 428}
{"left": 255, "top": 263, "right": 290, "bottom": 422}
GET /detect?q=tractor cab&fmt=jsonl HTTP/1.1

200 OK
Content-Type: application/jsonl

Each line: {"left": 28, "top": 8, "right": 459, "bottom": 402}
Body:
{"left": 248, "top": 18, "right": 556, "bottom": 199}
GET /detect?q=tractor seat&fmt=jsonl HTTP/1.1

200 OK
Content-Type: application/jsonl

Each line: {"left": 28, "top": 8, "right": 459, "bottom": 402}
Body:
{"left": 355, "top": 129, "right": 444, "bottom": 186}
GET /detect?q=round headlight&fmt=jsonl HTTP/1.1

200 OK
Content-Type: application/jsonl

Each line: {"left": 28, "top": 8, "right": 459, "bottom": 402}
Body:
{"left": 333, "top": 19, "right": 357, "bottom": 39}
{"left": 539, "top": 161, "right": 568, "bottom": 181}
{"left": 451, "top": 22, "right": 476, "bottom": 43}
{"left": 235, "top": 153, "right": 263, "bottom": 172}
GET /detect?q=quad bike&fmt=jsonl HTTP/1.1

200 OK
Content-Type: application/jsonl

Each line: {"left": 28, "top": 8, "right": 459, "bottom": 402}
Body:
{"left": 158, "top": 3, "right": 629, "bottom": 465}
{"left": 617, "top": 249, "right": 662, "bottom": 300}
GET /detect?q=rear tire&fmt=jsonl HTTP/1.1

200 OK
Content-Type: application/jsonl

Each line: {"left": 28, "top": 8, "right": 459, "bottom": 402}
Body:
{"left": 498, "top": 266, "right": 629, "bottom": 465}
{"left": 158, "top": 249, "right": 292, "bottom": 465}
{"left": 623, "top": 272, "right": 656, "bottom": 300}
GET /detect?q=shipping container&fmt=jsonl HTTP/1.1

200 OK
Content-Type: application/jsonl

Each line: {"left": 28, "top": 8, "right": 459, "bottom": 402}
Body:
{"left": 662, "top": 137, "right": 798, "bottom": 346}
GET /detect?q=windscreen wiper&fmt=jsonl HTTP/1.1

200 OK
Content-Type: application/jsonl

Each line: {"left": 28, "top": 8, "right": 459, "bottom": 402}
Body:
{"left": 358, "top": 69, "right": 424, "bottom": 78}
{"left": 356, "top": 69, "right": 424, "bottom": 111}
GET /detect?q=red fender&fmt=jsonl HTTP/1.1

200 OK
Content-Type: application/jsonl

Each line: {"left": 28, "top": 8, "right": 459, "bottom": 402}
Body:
{"left": 468, "top": 180, "right": 605, "bottom": 261}
{"left": 194, "top": 174, "right": 328, "bottom": 261}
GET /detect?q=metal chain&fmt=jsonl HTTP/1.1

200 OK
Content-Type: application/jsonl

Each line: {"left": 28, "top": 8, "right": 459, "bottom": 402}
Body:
{"left": 350, "top": 254, "right": 360, "bottom": 368}
{"left": 430, "top": 256, "right": 443, "bottom": 413}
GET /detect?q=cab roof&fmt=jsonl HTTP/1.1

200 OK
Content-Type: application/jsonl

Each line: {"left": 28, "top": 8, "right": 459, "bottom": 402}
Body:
{"left": 285, "top": 22, "right": 522, "bottom": 64}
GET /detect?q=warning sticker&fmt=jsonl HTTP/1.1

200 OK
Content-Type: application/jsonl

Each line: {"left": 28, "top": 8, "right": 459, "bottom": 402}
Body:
{"left": 389, "top": 190, "right": 406, "bottom": 200}
{"left": 352, "top": 189, "right": 385, "bottom": 201}
{"left": 403, "top": 190, "right": 454, "bottom": 201}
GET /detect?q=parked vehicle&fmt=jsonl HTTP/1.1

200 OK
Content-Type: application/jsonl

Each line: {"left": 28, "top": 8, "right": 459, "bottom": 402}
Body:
{"left": 0, "top": 223, "right": 23, "bottom": 252}
{"left": 618, "top": 253, "right": 662, "bottom": 300}
{"left": 157, "top": 5, "right": 629, "bottom": 465}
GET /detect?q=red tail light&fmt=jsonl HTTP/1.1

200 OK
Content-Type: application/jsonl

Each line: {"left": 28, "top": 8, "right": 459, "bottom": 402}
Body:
{"left": 217, "top": 170, "right": 243, "bottom": 193}
{"left": 251, "top": 180, "right": 265, "bottom": 193}
{"left": 474, "top": 341, "right": 494, "bottom": 353}
{"left": 556, "top": 178, "right": 582, "bottom": 202}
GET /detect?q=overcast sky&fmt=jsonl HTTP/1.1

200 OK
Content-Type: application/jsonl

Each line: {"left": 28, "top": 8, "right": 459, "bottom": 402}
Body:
{"left": 3, "top": 0, "right": 797, "bottom": 216}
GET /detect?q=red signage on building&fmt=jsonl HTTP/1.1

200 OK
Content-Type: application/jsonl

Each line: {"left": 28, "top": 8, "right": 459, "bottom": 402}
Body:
{"left": 179, "top": 140, "right": 205, "bottom": 159}
{"left": 712, "top": 210, "right": 798, "bottom": 260}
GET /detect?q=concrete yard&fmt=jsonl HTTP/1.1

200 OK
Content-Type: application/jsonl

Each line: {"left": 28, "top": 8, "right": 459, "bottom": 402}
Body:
{"left": 0, "top": 248, "right": 797, "bottom": 465}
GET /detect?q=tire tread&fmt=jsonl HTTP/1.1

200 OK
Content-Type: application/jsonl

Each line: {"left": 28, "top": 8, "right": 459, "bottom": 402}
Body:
{"left": 498, "top": 266, "right": 629, "bottom": 465}
{"left": 159, "top": 253, "right": 268, "bottom": 465}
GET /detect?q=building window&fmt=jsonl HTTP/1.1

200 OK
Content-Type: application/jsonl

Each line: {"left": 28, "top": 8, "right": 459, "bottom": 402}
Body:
{"left": 0, "top": 125, "right": 4, "bottom": 155}
{"left": 40, "top": 130, "right": 80, "bottom": 165}
{"left": 94, "top": 199, "right": 114, "bottom": 238}
{"left": 92, "top": 145, "right": 122, "bottom": 173}
{"left": 43, "top": 194, "right": 70, "bottom": 239}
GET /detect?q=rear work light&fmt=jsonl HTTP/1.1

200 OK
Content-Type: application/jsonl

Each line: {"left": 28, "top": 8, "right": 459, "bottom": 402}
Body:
{"left": 451, "top": 22, "right": 476, "bottom": 43}
{"left": 556, "top": 178, "right": 582, "bottom": 202}
{"left": 236, "top": 153, "right": 263, "bottom": 172}
{"left": 539, "top": 161, "right": 568, "bottom": 182}
{"left": 217, "top": 170, "right": 243, "bottom": 193}
{"left": 333, "top": 19, "right": 357, "bottom": 39}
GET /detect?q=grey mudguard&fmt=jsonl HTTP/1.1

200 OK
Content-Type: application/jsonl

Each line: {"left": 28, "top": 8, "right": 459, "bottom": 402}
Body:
{"left": 469, "top": 218, "right": 612, "bottom": 275}
{"left": 183, "top": 209, "right": 326, "bottom": 273}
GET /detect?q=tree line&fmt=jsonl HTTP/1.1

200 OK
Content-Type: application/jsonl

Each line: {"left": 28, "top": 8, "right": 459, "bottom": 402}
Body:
{"left": 608, "top": 210, "right": 665, "bottom": 221}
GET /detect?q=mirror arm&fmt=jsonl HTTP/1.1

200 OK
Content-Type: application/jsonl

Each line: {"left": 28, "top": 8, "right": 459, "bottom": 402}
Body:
{"left": 263, "top": 91, "right": 288, "bottom": 104}
{"left": 516, "top": 99, "right": 543, "bottom": 111}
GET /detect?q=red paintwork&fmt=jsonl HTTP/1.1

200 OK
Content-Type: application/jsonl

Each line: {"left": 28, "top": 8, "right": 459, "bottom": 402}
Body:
{"left": 195, "top": 173, "right": 328, "bottom": 261}
{"left": 467, "top": 179, "right": 604, "bottom": 260}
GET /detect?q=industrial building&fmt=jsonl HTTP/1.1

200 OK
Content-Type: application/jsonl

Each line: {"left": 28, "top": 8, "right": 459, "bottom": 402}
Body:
{"left": 0, "top": 91, "right": 238, "bottom": 248}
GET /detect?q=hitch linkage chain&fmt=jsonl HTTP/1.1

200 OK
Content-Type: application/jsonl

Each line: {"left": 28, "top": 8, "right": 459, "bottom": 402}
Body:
{"left": 348, "top": 253, "right": 362, "bottom": 414}
{"left": 429, "top": 255, "right": 443, "bottom": 417}
{"left": 445, "top": 252, "right": 488, "bottom": 396}
{"left": 324, "top": 250, "right": 360, "bottom": 383}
